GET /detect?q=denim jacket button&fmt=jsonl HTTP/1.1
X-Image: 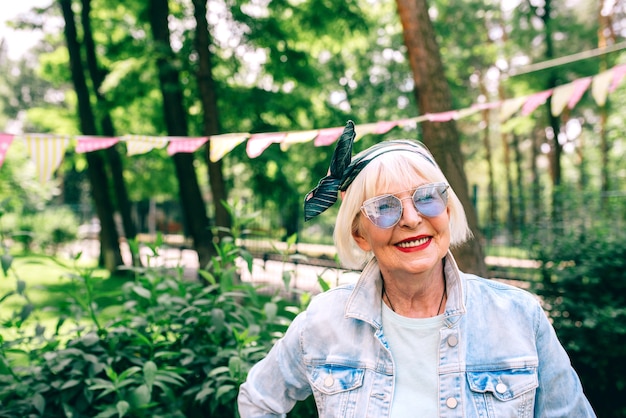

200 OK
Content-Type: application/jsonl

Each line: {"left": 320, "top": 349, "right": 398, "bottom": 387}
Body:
{"left": 446, "top": 397, "right": 458, "bottom": 409}
{"left": 496, "top": 383, "right": 507, "bottom": 394}
{"left": 447, "top": 335, "right": 458, "bottom": 347}
{"left": 324, "top": 376, "right": 334, "bottom": 387}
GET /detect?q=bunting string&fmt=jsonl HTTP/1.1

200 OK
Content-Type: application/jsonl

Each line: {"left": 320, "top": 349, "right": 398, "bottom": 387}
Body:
{"left": 0, "top": 63, "right": 624, "bottom": 182}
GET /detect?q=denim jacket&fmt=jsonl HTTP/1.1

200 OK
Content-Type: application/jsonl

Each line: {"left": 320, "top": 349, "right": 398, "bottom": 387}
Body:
{"left": 237, "top": 252, "right": 596, "bottom": 417}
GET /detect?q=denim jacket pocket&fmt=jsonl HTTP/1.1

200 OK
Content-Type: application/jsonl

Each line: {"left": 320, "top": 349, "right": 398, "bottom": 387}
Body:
{"left": 467, "top": 367, "right": 538, "bottom": 417}
{"left": 310, "top": 365, "right": 365, "bottom": 394}
{"left": 309, "top": 365, "right": 365, "bottom": 417}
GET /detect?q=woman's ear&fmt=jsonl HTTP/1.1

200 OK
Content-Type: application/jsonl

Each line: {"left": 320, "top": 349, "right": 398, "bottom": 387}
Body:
{"left": 352, "top": 225, "right": 371, "bottom": 251}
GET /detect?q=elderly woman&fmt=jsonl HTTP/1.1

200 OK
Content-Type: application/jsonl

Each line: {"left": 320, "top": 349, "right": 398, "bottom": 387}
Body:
{"left": 237, "top": 121, "right": 595, "bottom": 417}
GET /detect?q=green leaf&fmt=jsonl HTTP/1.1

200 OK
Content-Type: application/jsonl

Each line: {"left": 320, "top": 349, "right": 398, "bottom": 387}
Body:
{"left": 16, "top": 280, "right": 26, "bottom": 295}
{"left": 116, "top": 400, "right": 130, "bottom": 418}
{"left": 132, "top": 286, "right": 152, "bottom": 299}
{"left": 264, "top": 302, "right": 278, "bottom": 321}
{"left": 143, "top": 361, "right": 157, "bottom": 388}
{"left": 194, "top": 387, "right": 214, "bottom": 402}
{"left": 1, "top": 253, "right": 12, "bottom": 276}
{"left": 31, "top": 393, "right": 45, "bottom": 414}
{"left": 317, "top": 277, "right": 331, "bottom": 292}
{"left": 128, "top": 384, "right": 151, "bottom": 407}
{"left": 207, "top": 366, "right": 230, "bottom": 377}
{"left": 60, "top": 379, "right": 81, "bottom": 390}
{"left": 228, "top": 356, "right": 242, "bottom": 377}
{"left": 215, "top": 384, "right": 235, "bottom": 401}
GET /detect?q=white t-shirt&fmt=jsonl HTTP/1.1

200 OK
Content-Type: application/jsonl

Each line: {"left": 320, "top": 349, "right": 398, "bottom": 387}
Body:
{"left": 381, "top": 301, "right": 444, "bottom": 418}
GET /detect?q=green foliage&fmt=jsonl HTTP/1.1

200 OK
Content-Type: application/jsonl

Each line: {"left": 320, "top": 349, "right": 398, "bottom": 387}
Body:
{"left": 534, "top": 230, "right": 626, "bottom": 418}
{"left": 0, "top": 229, "right": 317, "bottom": 417}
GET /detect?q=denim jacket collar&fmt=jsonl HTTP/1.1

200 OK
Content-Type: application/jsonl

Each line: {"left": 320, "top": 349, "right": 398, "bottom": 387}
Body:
{"left": 344, "top": 251, "right": 466, "bottom": 329}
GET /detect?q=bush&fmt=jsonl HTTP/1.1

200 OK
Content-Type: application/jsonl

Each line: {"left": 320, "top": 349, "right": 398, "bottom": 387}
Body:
{"left": 0, "top": 235, "right": 318, "bottom": 417}
{"left": 534, "top": 230, "right": 626, "bottom": 418}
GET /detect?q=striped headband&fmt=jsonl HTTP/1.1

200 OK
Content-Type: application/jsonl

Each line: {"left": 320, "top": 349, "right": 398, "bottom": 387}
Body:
{"left": 303, "top": 120, "right": 438, "bottom": 221}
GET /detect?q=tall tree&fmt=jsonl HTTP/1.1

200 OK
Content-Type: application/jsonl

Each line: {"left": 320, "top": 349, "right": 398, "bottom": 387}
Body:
{"left": 394, "top": 0, "right": 487, "bottom": 276}
{"left": 59, "top": 0, "right": 123, "bottom": 271}
{"left": 191, "top": 0, "right": 230, "bottom": 233}
{"left": 80, "top": 0, "right": 141, "bottom": 266}
{"left": 147, "top": 0, "right": 216, "bottom": 269}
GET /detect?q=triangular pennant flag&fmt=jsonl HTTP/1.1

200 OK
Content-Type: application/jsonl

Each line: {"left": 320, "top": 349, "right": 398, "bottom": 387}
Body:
{"left": 280, "top": 130, "right": 318, "bottom": 151}
{"left": 425, "top": 110, "right": 458, "bottom": 122}
{"left": 521, "top": 89, "right": 553, "bottom": 116}
{"left": 567, "top": 77, "right": 592, "bottom": 109}
{"left": 609, "top": 63, "right": 626, "bottom": 93}
{"left": 353, "top": 123, "right": 378, "bottom": 141}
{"left": 551, "top": 82, "right": 578, "bottom": 117}
{"left": 21, "top": 134, "right": 70, "bottom": 183}
{"left": 592, "top": 69, "right": 613, "bottom": 106}
{"left": 314, "top": 126, "right": 344, "bottom": 146}
{"left": 75, "top": 136, "right": 120, "bottom": 153}
{"left": 167, "top": 136, "right": 208, "bottom": 156}
{"left": 247, "top": 132, "right": 286, "bottom": 158}
{"left": 122, "top": 135, "right": 168, "bottom": 156}
{"left": 374, "top": 120, "right": 398, "bottom": 135}
{"left": 0, "top": 134, "right": 14, "bottom": 168}
{"left": 499, "top": 96, "right": 527, "bottom": 121}
{"left": 209, "top": 133, "right": 249, "bottom": 162}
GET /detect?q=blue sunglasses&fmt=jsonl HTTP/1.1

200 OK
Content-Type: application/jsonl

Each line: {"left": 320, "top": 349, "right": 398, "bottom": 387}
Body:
{"left": 360, "top": 182, "right": 449, "bottom": 228}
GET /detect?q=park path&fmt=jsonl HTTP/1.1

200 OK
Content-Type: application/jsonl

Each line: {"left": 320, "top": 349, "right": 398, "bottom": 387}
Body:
{"left": 67, "top": 238, "right": 536, "bottom": 293}
{"left": 67, "top": 239, "right": 360, "bottom": 294}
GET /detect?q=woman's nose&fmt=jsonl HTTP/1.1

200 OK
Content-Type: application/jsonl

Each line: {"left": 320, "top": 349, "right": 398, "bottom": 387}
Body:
{"left": 397, "top": 196, "right": 422, "bottom": 227}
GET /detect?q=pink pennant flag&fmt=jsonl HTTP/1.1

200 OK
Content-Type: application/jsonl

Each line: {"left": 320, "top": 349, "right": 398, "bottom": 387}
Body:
{"left": 75, "top": 136, "right": 119, "bottom": 153}
{"left": 425, "top": 110, "right": 458, "bottom": 122}
{"left": 374, "top": 120, "right": 398, "bottom": 135}
{"left": 167, "top": 137, "right": 208, "bottom": 156}
{"left": 314, "top": 126, "right": 344, "bottom": 146}
{"left": 609, "top": 63, "right": 626, "bottom": 93}
{"left": 521, "top": 89, "right": 553, "bottom": 116}
{"left": 246, "top": 132, "right": 286, "bottom": 158}
{"left": 0, "top": 134, "right": 14, "bottom": 168}
{"left": 567, "top": 77, "right": 592, "bottom": 109}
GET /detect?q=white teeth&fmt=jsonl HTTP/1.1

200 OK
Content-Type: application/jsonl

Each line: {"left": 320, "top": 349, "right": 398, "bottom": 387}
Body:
{"left": 397, "top": 237, "right": 429, "bottom": 248}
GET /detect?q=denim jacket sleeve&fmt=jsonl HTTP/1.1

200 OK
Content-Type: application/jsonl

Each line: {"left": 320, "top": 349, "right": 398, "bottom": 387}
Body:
{"left": 533, "top": 303, "right": 596, "bottom": 417}
{"left": 237, "top": 311, "right": 312, "bottom": 417}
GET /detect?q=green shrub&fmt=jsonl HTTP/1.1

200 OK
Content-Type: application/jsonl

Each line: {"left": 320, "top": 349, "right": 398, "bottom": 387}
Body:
{"left": 534, "top": 230, "right": 626, "bottom": 418}
{"left": 0, "top": 234, "right": 318, "bottom": 417}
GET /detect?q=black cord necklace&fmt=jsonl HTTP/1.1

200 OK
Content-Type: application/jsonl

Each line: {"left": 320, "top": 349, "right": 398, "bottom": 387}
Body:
{"left": 382, "top": 276, "right": 447, "bottom": 316}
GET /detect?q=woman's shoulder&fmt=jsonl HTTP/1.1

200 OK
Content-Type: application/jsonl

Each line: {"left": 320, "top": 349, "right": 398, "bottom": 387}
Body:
{"left": 307, "top": 283, "right": 355, "bottom": 312}
{"left": 461, "top": 272, "right": 542, "bottom": 310}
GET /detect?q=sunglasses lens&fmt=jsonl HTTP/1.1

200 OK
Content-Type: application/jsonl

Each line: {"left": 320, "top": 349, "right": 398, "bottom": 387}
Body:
{"left": 362, "top": 195, "right": 402, "bottom": 228}
{"left": 413, "top": 184, "right": 448, "bottom": 217}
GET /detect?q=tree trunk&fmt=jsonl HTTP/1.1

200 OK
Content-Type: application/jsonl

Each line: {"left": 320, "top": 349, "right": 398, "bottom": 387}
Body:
{"left": 511, "top": 134, "right": 526, "bottom": 235}
{"left": 191, "top": 0, "right": 231, "bottom": 234}
{"left": 59, "top": 0, "right": 123, "bottom": 272}
{"left": 394, "top": 0, "right": 487, "bottom": 276}
{"left": 148, "top": 0, "right": 215, "bottom": 269}
{"left": 80, "top": 0, "right": 141, "bottom": 266}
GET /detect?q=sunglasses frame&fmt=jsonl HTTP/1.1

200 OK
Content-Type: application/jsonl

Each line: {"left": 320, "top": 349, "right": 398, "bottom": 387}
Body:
{"left": 360, "top": 182, "right": 449, "bottom": 229}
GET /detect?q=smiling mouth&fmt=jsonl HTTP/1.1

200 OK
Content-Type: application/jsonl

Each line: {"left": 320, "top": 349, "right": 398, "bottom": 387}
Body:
{"left": 396, "top": 237, "right": 430, "bottom": 248}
